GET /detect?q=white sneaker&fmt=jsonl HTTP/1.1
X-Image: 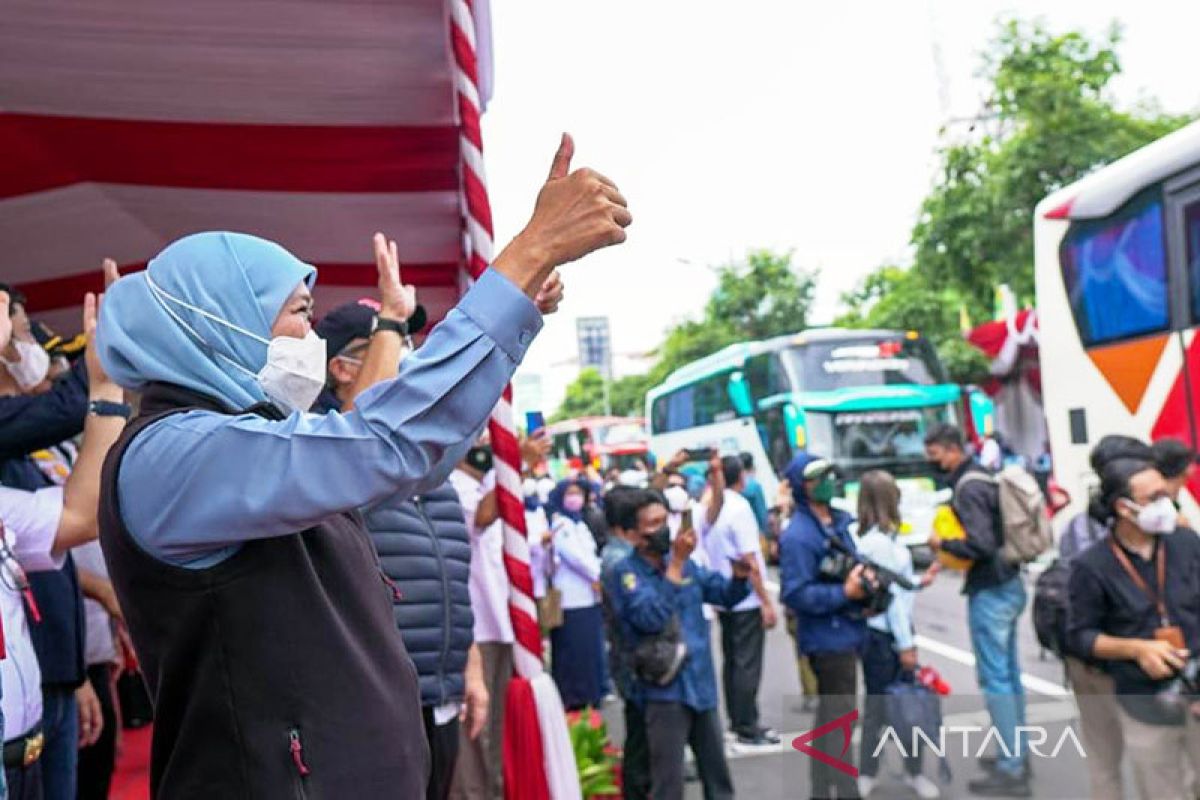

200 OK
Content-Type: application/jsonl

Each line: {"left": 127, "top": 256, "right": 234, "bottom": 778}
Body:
{"left": 904, "top": 774, "right": 940, "bottom": 799}
{"left": 856, "top": 775, "right": 876, "bottom": 797}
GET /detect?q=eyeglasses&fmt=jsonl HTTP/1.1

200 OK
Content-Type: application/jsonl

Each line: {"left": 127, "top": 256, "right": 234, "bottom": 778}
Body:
{"left": 0, "top": 521, "right": 41, "bottom": 622}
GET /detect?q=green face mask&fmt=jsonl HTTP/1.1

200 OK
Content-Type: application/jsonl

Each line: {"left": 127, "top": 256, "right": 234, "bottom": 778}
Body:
{"left": 810, "top": 476, "right": 837, "bottom": 504}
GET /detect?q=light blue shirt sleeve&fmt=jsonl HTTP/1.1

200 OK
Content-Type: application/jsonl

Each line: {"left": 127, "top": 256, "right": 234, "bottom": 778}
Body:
{"left": 858, "top": 529, "right": 917, "bottom": 651}
{"left": 117, "top": 268, "right": 542, "bottom": 568}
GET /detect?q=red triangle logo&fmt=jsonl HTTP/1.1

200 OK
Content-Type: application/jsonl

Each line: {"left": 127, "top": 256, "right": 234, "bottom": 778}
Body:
{"left": 791, "top": 709, "right": 859, "bottom": 778}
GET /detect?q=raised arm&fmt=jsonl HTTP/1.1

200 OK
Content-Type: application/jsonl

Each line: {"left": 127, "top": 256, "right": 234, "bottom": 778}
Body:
{"left": 56, "top": 294, "right": 128, "bottom": 552}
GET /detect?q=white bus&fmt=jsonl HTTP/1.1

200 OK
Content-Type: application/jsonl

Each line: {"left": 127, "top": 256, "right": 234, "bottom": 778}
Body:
{"left": 1035, "top": 119, "right": 1200, "bottom": 524}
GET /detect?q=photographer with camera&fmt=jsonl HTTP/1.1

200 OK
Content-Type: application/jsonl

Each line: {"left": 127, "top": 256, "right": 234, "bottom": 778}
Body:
{"left": 1067, "top": 458, "right": 1200, "bottom": 800}
{"left": 779, "top": 453, "right": 877, "bottom": 799}
{"left": 612, "top": 490, "right": 753, "bottom": 800}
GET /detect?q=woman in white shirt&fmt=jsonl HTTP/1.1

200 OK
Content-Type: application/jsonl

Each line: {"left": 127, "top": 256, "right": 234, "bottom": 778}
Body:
{"left": 545, "top": 478, "right": 608, "bottom": 710}
{"left": 854, "top": 470, "right": 941, "bottom": 800}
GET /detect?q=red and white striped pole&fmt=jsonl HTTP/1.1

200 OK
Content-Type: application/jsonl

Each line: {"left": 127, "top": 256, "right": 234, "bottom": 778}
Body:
{"left": 449, "top": 2, "right": 580, "bottom": 799}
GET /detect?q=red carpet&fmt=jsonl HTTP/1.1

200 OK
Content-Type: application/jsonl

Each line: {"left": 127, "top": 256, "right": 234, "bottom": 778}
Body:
{"left": 110, "top": 725, "right": 152, "bottom": 800}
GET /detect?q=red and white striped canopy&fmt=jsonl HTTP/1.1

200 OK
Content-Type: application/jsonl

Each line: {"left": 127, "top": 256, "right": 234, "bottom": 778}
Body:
{"left": 0, "top": 0, "right": 493, "bottom": 335}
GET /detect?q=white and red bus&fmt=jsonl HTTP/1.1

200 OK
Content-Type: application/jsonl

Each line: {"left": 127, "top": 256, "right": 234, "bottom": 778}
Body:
{"left": 1035, "top": 119, "right": 1200, "bottom": 524}
{"left": 544, "top": 416, "right": 649, "bottom": 478}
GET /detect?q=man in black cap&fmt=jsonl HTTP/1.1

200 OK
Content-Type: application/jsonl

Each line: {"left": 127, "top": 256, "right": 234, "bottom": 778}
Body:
{"left": 312, "top": 233, "right": 562, "bottom": 799}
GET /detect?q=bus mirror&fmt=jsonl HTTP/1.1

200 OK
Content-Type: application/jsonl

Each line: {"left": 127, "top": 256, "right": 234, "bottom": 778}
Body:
{"left": 727, "top": 372, "right": 754, "bottom": 416}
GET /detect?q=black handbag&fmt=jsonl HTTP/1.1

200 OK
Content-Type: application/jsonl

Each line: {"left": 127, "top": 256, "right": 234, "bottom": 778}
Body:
{"left": 632, "top": 616, "right": 689, "bottom": 687}
{"left": 117, "top": 670, "right": 155, "bottom": 729}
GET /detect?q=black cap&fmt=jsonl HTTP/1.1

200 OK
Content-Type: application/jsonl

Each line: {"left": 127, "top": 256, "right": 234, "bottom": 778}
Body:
{"left": 0, "top": 283, "right": 26, "bottom": 309}
{"left": 314, "top": 299, "right": 427, "bottom": 363}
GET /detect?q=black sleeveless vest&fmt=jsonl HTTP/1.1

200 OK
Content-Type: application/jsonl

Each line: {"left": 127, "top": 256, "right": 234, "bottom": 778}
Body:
{"left": 98, "top": 384, "right": 429, "bottom": 799}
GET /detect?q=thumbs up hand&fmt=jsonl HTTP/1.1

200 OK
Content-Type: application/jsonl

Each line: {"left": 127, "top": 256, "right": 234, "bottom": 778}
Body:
{"left": 493, "top": 133, "right": 631, "bottom": 297}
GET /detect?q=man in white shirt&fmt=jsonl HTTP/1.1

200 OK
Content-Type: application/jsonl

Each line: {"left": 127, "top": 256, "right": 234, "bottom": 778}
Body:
{"left": 699, "top": 455, "right": 779, "bottom": 747}
{"left": 449, "top": 440, "right": 512, "bottom": 800}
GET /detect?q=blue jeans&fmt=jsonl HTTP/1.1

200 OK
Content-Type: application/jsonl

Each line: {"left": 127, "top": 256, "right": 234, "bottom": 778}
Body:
{"left": 41, "top": 687, "right": 78, "bottom": 800}
{"left": 968, "top": 575, "right": 1028, "bottom": 778}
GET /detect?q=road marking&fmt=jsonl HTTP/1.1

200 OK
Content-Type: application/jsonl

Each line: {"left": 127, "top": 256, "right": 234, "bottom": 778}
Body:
{"left": 913, "top": 635, "right": 1070, "bottom": 698}
{"left": 762, "top": 578, "right": 1070, "bottom": 698}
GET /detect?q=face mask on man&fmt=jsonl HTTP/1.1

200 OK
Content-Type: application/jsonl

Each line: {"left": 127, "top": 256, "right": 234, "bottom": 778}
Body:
{"left": 2, "top": 339, "right": 50, "bottom": 390}
{"left": 145, "top": 272, "right": 327, "bottom": 414}
{"left": 1125, "top": 497, "right": 1178, "bottom": 535}
{"left": 644, "top": 525, "right": 671, "bottom": 556}
{"left": 810, "top": 475, "right": 837, "bottom": 504}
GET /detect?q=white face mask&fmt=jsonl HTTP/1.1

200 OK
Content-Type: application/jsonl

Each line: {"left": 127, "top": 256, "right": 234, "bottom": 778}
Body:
{"left": 2, "top": 339, "right": 50, "bottom": 390}
{"left": 1126, "top": 497, "right": 1178, "bottom": 535}
{"left": 145, "top": 273, "right": 327, "bottom": 414}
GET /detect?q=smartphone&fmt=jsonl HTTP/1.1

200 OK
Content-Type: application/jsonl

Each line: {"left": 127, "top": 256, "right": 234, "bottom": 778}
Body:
{"left": 525, "top": 411, "right": 546, "bottom": 436}
{"left": 683, "top": 446, "right": 715, "bottom": 462}
{"left": 678, "top": 510, "right": 694, "bottom": 534}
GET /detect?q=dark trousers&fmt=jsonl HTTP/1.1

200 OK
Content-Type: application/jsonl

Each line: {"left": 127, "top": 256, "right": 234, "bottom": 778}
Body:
{"left": 719, "top": 608, "right": 765, "bottom": 737}
{"left": 808, "top": 651, "right": 860, "bottom": 800}
{"left": 859, "top": 630, "right": 921, "bottom": 779}
{"left": 5, "top": 760, "right": 44, "bottom": 800}
{"left": 622, "top": 702, "right": 651, "bottom": 800}
{"left": 41, "top": 686, "right": 78, "bottom": 800}
{"left": 645, "top": 702, "right": 733, "bottom": 800}
{"left": 423, "top": 706, "right": 462, "bottom": 800}
{"left": 77, "top": 664, "right": 117, "bottom": 800}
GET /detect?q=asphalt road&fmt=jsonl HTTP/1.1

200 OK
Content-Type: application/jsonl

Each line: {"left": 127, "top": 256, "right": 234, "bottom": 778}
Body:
{"left": 602, "top": 568, "right": 1133, "bottom": 800}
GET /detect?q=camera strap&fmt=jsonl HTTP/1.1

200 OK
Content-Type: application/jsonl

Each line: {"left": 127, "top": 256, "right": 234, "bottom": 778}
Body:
{"left": 1108, "top": 537, "right": 1170, "bottom": 628}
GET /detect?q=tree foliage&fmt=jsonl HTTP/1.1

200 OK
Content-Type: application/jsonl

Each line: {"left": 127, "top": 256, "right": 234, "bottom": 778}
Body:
{"left": 910, "top": 19, "right": 1190, "bottom": 309}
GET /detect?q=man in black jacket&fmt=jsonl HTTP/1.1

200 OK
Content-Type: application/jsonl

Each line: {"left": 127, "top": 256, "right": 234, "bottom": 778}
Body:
{"left": 925, "top": 424, "right": 1029, "bottom": 797}
{"left": 314, "top": 235, "right": 562, "bottom": 800}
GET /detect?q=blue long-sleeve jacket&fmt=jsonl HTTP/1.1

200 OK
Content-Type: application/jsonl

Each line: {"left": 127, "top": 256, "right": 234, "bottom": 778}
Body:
{"left": 611, "top": 550, "right": 749, "bottom": 711}
{"left": 0, "top": 357, "right": 88, "bottom": 462}
{"left": 116, "top": 269, "right": 542, "bottom": 567}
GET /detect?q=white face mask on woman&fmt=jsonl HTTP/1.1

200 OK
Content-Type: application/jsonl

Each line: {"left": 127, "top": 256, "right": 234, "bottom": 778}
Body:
{"left": 1125, "top": 496, "right": 1178, "bottom": 535}
{"left": 2, "top": 339, "right": 50, "bottom": 390}
{"left": 145, "top": 273, "right": 327, "bottom": 414}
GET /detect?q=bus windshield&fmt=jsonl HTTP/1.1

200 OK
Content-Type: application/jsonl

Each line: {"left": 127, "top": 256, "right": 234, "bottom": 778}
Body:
{"left": 805, "top": 405, "right": 954, "bottom": 475}
{"left": 593, "top": 421, "right": 646, "bottom": 447}
{"left": 782, "top": 337, "right": 947, "bottom": 392}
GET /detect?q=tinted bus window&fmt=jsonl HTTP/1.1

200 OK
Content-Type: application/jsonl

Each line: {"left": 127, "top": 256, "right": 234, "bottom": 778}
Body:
{"left": 651, "top": 387, "right": 695, "bottom": 433}
{"left": 1060, "top": 190, "right": 1168, "bottom": 345}
{"left": 1189, "top": 199, "right": 1200, "bottom": 322}
{"left": 745, "top": 353, "right": 791, "bottom": 399}
{"left": 782, "top": 337, "right": 945, "bottom": 393}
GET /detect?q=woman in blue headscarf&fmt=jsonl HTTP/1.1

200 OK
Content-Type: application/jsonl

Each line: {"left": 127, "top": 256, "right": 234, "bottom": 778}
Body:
{"left": 545, "top": 477, "right": 608, "bottom": 710}
{"left": 91, "top": 133, "right": 633, "bottom": 799}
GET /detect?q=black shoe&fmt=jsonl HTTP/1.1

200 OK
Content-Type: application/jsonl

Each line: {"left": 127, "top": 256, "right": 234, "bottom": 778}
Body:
{"left": 737, "top": 731, "right": 781, "bottom": 747}
{"left": 967, "top": 771, "right": 1032, "bottom": 798}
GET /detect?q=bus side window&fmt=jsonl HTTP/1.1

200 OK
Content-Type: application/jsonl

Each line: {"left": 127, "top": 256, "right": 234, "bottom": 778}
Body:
{"left": 1060, "top": 189, "right": 1169, "bottom": 345}
{"left": 756, "top": 406, "right": 792, "bottom": 474}
{"left": 1187, "top": 198, "right": 1200, "bottom": 322}
{"left": 745, "top": 354, "right": 789, "bottom": 399}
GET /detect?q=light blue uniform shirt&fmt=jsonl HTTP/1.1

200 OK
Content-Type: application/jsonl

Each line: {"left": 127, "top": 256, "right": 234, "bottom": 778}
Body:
{"left": 117, "top": 269, "right": 542, "bottom": 568}
{"left": 856, "top": 526, "right": 918, "bottom": 651}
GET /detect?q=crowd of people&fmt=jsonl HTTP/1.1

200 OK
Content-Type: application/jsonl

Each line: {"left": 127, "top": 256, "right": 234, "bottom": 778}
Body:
{"left": 0, "top": 146, "right": 1199, "bottom": 800}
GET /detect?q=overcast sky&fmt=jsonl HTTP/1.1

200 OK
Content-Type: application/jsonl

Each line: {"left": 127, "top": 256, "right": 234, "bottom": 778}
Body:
{"left": 480, "top": 0, "right": 1200, "bottom": 414}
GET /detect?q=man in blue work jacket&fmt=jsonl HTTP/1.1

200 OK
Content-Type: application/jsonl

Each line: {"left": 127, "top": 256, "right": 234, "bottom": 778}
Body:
{"left": 612, "top": 489, "right": 753, "bottom": 800}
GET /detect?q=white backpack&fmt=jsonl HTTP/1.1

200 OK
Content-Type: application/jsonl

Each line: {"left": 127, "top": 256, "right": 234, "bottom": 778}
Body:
{"left": 959, "top": 466, "right": 1052, "bottom": 565}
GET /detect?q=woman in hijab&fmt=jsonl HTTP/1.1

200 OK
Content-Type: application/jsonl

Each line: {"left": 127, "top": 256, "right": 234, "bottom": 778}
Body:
{"left": 545, "top": 477, "right": 608, "bottom": 710}
{"left": 93, "top": 135, "right": 632, "bottom": 798}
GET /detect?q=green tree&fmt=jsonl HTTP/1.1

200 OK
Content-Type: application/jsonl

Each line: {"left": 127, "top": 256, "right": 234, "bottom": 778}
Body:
{"left": 552, "top": 368, "right": 606, "bottom": 421}
{"left": 911, "top": 19, "right": 1190, "bottom": 307}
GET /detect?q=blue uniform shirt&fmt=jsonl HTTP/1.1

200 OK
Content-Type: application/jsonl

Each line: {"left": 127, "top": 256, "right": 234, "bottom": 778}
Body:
{"left": 611, "top": 550, "right": 749, "bottom": 711}
{"left": 117, "top": 269, "right": 542, "bottom": 567}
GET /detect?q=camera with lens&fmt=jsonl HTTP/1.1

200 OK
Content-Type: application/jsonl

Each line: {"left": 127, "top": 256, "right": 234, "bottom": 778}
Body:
{"left": 1157, "top": 656, "right": 1200, "bottom": 714}
{"left": 818, "top": 536, "right": 917, "bottom": 618}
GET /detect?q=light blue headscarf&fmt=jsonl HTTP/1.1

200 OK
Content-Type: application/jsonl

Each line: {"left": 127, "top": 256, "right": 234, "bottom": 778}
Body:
{"left": 98, "top": 232, "right": 316, "bottom": 410}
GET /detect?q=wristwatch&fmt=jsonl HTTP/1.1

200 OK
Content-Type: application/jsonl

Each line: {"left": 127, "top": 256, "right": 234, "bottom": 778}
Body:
{"left": 372, "top": 316, "right": 410, "bottom": 336}
{"left": 88, "top": 400, "right": 132, "bottom": 419}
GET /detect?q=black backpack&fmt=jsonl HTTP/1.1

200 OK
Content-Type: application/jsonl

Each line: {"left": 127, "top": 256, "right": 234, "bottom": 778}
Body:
{"left": 1032, "top": 559, "right": 1071, "bottom": 656}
